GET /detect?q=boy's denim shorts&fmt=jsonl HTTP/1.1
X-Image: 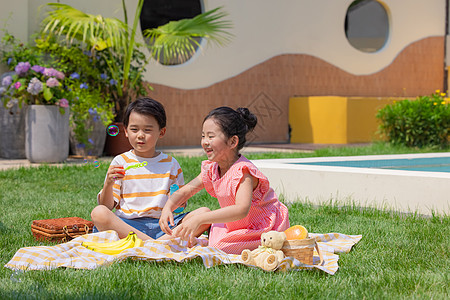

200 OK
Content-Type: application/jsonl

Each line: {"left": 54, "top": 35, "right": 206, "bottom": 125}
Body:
{"left": 93, "top": 212, "right": 188, "bottom": 239}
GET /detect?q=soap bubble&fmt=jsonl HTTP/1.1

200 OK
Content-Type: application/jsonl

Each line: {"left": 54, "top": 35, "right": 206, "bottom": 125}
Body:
{"left": 107, "top": 125, "right": 119, "bottom": 136}
{"left": 94, "top": 160, "right": 100, "bottom": 168}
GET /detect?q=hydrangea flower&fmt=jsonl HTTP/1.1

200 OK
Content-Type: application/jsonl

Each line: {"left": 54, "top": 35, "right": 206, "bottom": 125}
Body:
{"left": 31, "top": 65, "right": 45, "bottom": 73}
{"left": 0, "top": 87, "right": 5, "bottom": 95}
{"left": 14, "top": 82, "right": 22, "bottom": 89}
{"left": 46, "top": 77, "right": 60, "bottom": 88}
{"left": 15, "top": 62, "right": 30, "bottom": 76}
{"left": 55, "top": 71, "right": 65, "bottom": 80}
{"left": 2, "top": 75, "right": 12, "bottom": 86}
{"left": 43, "top": 68, "right": 59, "bottom": 77}
{"left": 27, "top": 77, "right": 43, "bottom": 95}
{"left": 58, "top": 98, "right": 69, "bottom": 108}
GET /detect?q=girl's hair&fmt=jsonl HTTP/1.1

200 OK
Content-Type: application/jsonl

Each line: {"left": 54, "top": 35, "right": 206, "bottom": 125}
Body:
{"left": 123, "top": 97, "right": 166, "bottom": 129}
{"left": 204, "top": 106, "right": 257, "bottom": 151}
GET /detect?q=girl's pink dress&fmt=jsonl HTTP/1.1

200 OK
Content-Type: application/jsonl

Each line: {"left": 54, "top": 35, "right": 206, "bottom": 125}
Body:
{"left": 201, "top": 155, "right": 290, "bottom": 254}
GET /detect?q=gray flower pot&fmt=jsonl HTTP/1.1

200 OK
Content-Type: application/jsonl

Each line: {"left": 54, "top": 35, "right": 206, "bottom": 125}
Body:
{"left": 0, "top": 101, "right": 26, "bottom": 159}
{"left": 25, "top": 105, "right": 70, "bottom": 163}
{"left": 69, "top": 116, "right": 107, "bottom": 157}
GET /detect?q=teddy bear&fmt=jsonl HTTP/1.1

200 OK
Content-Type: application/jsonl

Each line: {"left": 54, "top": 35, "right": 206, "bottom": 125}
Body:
{"left": 241, "top": 230, "right": 287, "bottom": 271}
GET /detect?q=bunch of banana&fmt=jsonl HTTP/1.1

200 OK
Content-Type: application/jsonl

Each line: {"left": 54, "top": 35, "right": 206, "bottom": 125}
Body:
{"left": 81, "top": 231, "right": 144, "bottom": 255}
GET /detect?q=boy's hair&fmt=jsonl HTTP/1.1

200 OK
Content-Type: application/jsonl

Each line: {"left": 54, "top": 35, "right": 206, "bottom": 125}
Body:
{"left": 203, "top": 106, "right": 257, "bottom": 151}
{"left": 123, "top": 97, "right": 167, "bottom": 129}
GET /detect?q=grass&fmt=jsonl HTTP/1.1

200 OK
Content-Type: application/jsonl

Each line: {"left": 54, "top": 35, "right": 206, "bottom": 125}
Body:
{"left": 0, "top": 143, "right": 449, "bottom": 299}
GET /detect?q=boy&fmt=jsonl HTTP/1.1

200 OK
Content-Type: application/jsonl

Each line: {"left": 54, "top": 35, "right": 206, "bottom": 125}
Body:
{"left": 91, "top": 97, "right": 209, "bottom": 241}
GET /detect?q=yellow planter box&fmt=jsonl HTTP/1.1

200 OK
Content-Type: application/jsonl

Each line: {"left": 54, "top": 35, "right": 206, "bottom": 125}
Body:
{"left": 289, "top": 96, "right": 404, "bottom": 144}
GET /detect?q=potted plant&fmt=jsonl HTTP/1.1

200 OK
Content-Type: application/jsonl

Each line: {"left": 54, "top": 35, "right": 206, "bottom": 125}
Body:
{"left": 0, "top": 32, "right": 43, "bottom": 159}
{"left": 34, "top": 38, "right": 115, "bottom": 157}
{"left": 1, "top": 33, "right": 116, "bottom": 159}
{"left": 0, "top": 52, "right": 71, "bottom": 163}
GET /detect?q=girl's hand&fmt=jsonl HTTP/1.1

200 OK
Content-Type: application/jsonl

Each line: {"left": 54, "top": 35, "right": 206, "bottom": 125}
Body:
{"left": 172, "top": 215, "right": 201, "bottom": 246}
{"left": 159, "top": 206, "right": 174, "bottom": 235}
{"left": 106, "top": 165, "right": 125, "bottom": 184}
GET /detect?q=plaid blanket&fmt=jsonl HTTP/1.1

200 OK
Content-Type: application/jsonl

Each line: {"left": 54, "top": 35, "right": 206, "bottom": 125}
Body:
{"left": 5, "top": 231, "right": 361, "bottom": 275}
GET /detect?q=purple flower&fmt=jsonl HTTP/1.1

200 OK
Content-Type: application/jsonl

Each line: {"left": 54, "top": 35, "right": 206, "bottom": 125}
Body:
{"left": 2, "top": 75, "right": 12, "bottom": 86}
{"left": 0, "top": 87, "right": 5, "bottom": 95}
{"left": 58, "top": 98, "right": 69, "bottom": 108}
{"left": 31, "top": 65, "right": 45, "bottom": 73}
{"left": 43, "top": 68, "right": 58, "bottom": 77}
{"left": 15, "top": 62, "right": 30, "bottom": 76}
{"left": 46, "top": 77, "right": 60, "bottom": 88}
{"left": 109, "top": 79, "right": 117, "bottom": 85}
{"left": 14, "top": 82, "right": 21, "bottom": 89}
{"left": 80, "top": 83, "right": 88, "bottom": 89}
{"left": 100, "top": 73, "right": 107, "bottom": 80}
{"left": 55, "top": 71, "right": 65, "bottom": 80}
{"left": 27, "top": 77, "right": 43, "bottom": 95}
{"left": 88, "top": 138, "right": 94, "bottom": 145}
{"left": 7, "top": 58, "right": 12, "bottom": 65}
{"left": 70, "top": 72, "right": 80, "bottom": 79}
{"left": 88, "top": 108, "right": 97, "bottom": 115}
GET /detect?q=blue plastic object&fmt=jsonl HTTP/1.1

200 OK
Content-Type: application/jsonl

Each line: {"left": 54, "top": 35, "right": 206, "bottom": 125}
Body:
{"left": 170, "top": 184, "right": 185, "bottom": 214}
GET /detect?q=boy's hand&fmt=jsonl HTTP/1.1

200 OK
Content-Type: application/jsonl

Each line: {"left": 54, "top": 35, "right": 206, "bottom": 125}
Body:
{"left": 106, "top": 165, "right": 125, "bottom": 184}
{"left": 159, "top": 207, "right": 174, "bottom": 235}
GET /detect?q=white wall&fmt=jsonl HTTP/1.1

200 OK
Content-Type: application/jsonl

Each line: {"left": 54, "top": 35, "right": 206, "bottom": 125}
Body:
{"left": 0, "top": 0, "right": 446, "bottom": 89}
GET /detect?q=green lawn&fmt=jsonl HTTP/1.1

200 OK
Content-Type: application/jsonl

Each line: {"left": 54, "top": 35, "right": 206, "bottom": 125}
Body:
{"left": 0, "top": 143, "right": 448, "bottom": 299}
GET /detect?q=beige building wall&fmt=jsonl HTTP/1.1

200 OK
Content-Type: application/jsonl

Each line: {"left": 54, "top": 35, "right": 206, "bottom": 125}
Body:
{"left": 0, "top": 0, "right": 446, "bottom": 146}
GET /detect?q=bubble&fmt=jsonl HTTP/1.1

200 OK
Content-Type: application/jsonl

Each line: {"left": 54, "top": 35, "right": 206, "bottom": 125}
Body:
{"left": 107, "top": 125, "right": 119, "bottom": 136}
{"left": 94, "top": 160, "right": 100, "bottom": 168}
{"left": 83, "top": 159, "right": 88, "bottom": 164}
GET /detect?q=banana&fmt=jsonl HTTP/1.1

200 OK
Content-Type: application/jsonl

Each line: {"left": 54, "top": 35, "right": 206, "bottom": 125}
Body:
{"left": 87, "top": 234, "right": 136, "bottom": 255}
{"left": 82, "top": 231, "right": 140, "bottom": 255}
{"left": 81, "top": 232, "right": 133, "bottom": 249}
{"left": 134, "top": 236, "right": 144, "bottom": 248}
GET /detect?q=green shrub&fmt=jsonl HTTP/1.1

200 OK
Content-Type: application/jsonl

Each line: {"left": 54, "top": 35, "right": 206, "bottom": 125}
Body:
{"left": 376, "top": 91, "right": 449, "bottom": 148}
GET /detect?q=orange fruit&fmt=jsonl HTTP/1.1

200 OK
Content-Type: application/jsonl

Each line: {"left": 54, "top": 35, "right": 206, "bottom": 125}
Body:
{"left": 284, "top": 225, "right": 308, "bottom": 240}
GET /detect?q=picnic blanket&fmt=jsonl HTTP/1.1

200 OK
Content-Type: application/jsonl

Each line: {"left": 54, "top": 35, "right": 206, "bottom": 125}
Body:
{"left": 5, "top": 231, "right": 362, "bottom": 275}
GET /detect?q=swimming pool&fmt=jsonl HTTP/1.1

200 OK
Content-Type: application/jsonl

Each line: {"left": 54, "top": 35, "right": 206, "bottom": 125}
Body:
{"left": 252, "top": 153, "right": 450, "bottom": 215}
{"left": 293, "top": 156, "right": 450, "bottom": 173}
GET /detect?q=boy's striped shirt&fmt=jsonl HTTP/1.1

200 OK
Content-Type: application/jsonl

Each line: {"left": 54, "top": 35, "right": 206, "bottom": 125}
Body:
{"left": 98, "top": 150, "right": 184, "bottom": 219}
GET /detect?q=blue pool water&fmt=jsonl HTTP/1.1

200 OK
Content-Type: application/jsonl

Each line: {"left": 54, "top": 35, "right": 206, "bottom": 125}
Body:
{"left": 294, "top": 156, "right": 450, "bottom": 173}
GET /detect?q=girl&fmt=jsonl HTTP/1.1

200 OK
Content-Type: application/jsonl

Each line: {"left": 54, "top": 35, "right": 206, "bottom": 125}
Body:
{"left": 159, "top": 106, "right": 290, "bottom": 254}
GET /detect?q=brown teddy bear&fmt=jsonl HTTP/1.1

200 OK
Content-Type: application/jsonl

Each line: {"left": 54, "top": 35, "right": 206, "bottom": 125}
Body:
{"left": 241, "top": 230, "right": 287, "bottom": 271}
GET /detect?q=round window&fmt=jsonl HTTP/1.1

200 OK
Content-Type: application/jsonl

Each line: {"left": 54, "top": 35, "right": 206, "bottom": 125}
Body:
{"left": 140, "top": 0, "right": 203, "bottom": 65}
{"left": 345, "top": 0, "right": 389, "bottom": 52}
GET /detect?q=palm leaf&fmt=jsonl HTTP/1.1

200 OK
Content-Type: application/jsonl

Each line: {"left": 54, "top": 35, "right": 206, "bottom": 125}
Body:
{"left": 41, "top": 3, "right": 129, "bottom": 52}
{"left": 143, "top": 6, "right": 233, "bottom": 64}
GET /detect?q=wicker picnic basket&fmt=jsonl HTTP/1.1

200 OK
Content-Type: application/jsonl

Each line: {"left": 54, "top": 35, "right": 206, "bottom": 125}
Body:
{"left": 31, "top": 217, "right": 94, "bottom": 243}
{"left": 281, "top": 236, "right": 324, "bottom": 265}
